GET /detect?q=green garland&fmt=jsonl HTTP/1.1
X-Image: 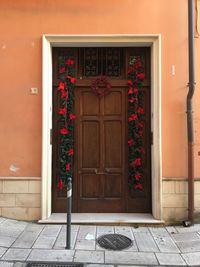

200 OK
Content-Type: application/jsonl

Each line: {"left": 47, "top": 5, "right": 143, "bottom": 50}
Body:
{"left": 127, "top": 57, "right": 145, "bottom": 191}
{"left": 57, "top": 54, "right": 76, "bottom": 190}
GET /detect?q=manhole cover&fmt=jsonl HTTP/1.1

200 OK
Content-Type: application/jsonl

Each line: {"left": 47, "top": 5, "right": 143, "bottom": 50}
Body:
{"left": 26, "top": 263, "right": 84, "bottom": 267}
{"left": 97, "top": 233, "right": 133, "bottom": 250}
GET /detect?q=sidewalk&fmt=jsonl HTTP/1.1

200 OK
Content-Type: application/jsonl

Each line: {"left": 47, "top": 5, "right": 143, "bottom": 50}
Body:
{"left": 0, "top": 217, "right": 200, "bottom": 266}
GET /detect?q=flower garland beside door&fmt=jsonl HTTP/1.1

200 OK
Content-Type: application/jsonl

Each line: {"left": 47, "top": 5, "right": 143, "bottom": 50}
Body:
{"left": 57, "top": 54, "right": 76, "bottom": 190}
{"left": 127, "top": 57, "right": 145, "bottom": 191}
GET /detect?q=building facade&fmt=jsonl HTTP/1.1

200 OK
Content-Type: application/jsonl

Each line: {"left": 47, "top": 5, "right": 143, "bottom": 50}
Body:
{"left": 0, "top": 0, "right": 200, "bottom": 224}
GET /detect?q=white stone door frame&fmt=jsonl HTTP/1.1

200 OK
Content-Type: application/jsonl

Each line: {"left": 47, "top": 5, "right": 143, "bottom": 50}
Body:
{"left": 41, "top": 34, "right": 162, "bottom": 220}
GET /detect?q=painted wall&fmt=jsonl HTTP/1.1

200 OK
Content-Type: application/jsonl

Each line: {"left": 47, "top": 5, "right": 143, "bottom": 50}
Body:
{"left": 0, "top": 1, "right": 199, "bottom": 179}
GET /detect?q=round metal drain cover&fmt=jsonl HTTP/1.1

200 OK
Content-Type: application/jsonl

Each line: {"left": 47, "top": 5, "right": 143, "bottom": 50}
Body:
{"left": 97, "top": 233, "right": 133, "bottom": 250}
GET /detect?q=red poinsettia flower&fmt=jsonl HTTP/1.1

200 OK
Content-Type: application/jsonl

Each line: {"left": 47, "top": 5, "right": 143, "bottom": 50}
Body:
{"left": 137, "top": 107, "right": 145, "bottom": 114}
{"left": 61, "top": 90, "right": 68, "bottom": 99}
{"left": 127, "top": 80, "right": 133, "bottom": 85}
{"left": 58, "top": 179, "right": 63, "bottom": 190}
{"left": 67, "top": 76, "right": 76, "bottom": 84}
{"left": 60, "top": 127, "right": 69, "bottom": 135}
{"left": 58, "top": 107, "right": 67, "bottom": 115}
{"left": 134, "top": 183, "right": 143, "bottom": 190}
{"left": 137, "top": 122, "right": 143, "bottom": 128}
{"left": 137, "top": 73, "right": 145, "bottom": 79}
{"left": 68, "top": 149, "right": 74, "bottom": 156}
{"left": 128, "top": 114, "right": 137, "bottom": 122}
{"left": 133, "top": 88, "right": 138, "bottom": 93}
{"left": 134, "top": 157, "right": 141, "bottom": 167}
{"left": 128, "top": 88, "right": 134, "bottom": 95}
{"left": 128, "top": 139, "right": 134, "bottom": 146}
{"left": 58, "top": 82, "right": 65, "bottom": 91}
{"left": 69, "top": 113, "right": 76, "bottom": 120}
{"left": 139, "top": 130, "right": 143, "bottom": 137}
{"left": 135, "top": 172, "right": 141, "bottom": 180}
{"left": 129, "top": 97, "right": 136, "bottom": 103}
{"left": 139, "top": 147, "right": 145, "bottom": 154}
{"left": 59, "top": 67, "right": 66, "bottom": 74}
{"left": 66, "top": 163, "right": 70, "bottom": 172}
{"left": 66, "top": 59, "right": 75, "bottom": 65}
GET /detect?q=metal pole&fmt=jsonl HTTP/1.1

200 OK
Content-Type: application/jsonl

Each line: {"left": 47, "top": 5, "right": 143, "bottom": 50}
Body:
{"left": 66, "top": 177, "right": 72, "bottom": 249}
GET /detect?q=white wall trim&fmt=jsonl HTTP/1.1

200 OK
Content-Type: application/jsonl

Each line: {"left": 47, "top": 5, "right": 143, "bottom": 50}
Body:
{"left": 41, "top": 34, "right": 162, "bottom": 220}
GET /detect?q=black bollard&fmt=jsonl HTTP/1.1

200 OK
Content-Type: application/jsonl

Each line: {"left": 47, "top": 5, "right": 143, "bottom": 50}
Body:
{"left": 66, "top": 177, "right": 72, "bottom": 249}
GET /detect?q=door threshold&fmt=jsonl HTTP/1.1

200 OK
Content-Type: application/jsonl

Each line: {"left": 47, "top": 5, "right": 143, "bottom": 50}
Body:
{"left": 38, "top": 213, "right": 164, "bottom": 225}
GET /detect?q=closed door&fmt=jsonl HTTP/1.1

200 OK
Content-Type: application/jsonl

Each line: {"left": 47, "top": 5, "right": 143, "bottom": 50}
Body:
{"left": 52, "top": 47, "right": 151, "bottom": 213}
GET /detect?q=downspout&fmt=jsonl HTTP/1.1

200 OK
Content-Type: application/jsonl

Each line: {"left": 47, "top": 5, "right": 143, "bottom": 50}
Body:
{"left": 184, "top": 0, "right": 195, "bottom": 226}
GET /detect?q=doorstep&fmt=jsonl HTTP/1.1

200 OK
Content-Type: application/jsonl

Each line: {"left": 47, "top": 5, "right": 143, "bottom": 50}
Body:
{"left": 38, "top": 213, "right": 164, "bottom": 225}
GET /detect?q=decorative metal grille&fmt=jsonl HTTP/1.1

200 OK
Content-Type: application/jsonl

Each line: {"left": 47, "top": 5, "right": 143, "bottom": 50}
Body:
{"left": 79, "top": 48, "right": 123, "bottom": 78}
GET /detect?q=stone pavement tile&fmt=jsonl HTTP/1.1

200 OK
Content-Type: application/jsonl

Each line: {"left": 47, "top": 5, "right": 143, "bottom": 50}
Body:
{"left": 117, "top": 266, "right": 148, "bottom": 267}
{"left": 176, "top": 240, "right": 200, "bottom": 252}
{"left": 0, "top": 246, "right": 7, "bottom": 257}
{"left": 165, "top": 226, "right": 178, "bottom": 234}
{"left": 77, "top": 225, "right": 96, "bottom": 240}
{"left": 149, "top": 228, "right": 180, "bottom": 253}
{"left": 1, "top": 248, "right": 31, "bottom": 261}
{"left": 171, "top": 232, "right": 200, "bottom": 242}
{"left": 27, "top": 249, "right": 74, "bottom": 262}
{"left": 115, "top": 226, "right": 134, "bottom": 239}
{"left": 32, "top": 225, "right": 61, "bottom": 249}
{"left": 96, "top": 226, "right": 114, "bottom": 237}
{"left": 86, "top": 265, "right": 114, "bottom": 267}
{"left": 175, "top": 224, "right": 200, "bottom": 233}
{"left": 134, "top": 232, "right": 159, "bottom": 252}
{"left": 12, "top": 224, "right": 44, "bottom": 248}
{"left": 75, "top": 239, "right": 96, "bottom": 250}
{"left": 105, "top": 251, "right": 158, "bottom": 265}
{"left": 54, "top": 225, "right": 78, "bottom": 249}
{"left": 0, "top": 218, "right": 6, "bottom": 224}
{"left": 74, "top": 250, "right": 104, "bottom": 264}
{"left": 13, "top": 263, "right": 26, "bottom": 267}
{"left": 131, "top": 227, "right": 150, "bottom": 233}
{"left": 0, "top": 262, "right": 14, "bottom": 267}
{"left": 155, "top": 252, "right": 186, "bottom": 266}
{"left": 182, "top": 252, "right": 200, "bottom": 266}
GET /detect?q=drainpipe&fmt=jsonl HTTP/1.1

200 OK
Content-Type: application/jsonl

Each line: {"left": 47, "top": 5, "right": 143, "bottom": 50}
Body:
{"left": 184, "top": 0, "right": 195, "bottom": 226}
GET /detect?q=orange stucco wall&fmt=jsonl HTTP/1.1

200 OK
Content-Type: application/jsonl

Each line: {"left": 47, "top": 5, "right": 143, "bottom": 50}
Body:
{"left": 0, "top": 0, "right": 199, "bottom": 178}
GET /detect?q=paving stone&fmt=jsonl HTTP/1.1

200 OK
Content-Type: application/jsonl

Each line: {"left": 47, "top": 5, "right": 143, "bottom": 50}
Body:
{"left": 0, "top": 262, "right": 14, "bottom": 267}
{"left": 182, "top": 252, "right": 200, "bottom": 266}
{"left": 96, "top": 226, "right": 114, "bottom": 237}
{"left": 77, "top": 225, "right": 96, "bottom": 240}
{"left": 33, "top": 225, "right": 61, "bottom": 249}
{"left": 171, "top": 232, "right": 200, "bottom": 242}
{"left": 175, "top": 224, "right": 200, "bottom": 233}
{"left": 165, "top": 226, "right": 178, "bottom": 234}
{"left": 74, "top": 250, "right": 104, "bottom": 264}
{"left": 0, "top": 218, "right": 6, "bottom": 224}
{"left": 155, "top": 253, "right": 186, "bottom": 266}
{"left": 176, "top": 240, "right": 200, "bottom": 252}
{"left": 134, "top": 232, "right": 159, "bottom": 252}
{"left": 115, "top": 226, "right": 134, "bottom": 239}
{"left": 12, "top": 224, "right": 44, "bottom": 248}
{"left": 75, "top": 239, "right": 96, "bottom": 250}
{"left": 0, "top": 247, "right": 7, "bottom": 258}
{"left": 86, "top": 265, "right": 114, "bottom": 267}
{"left": 131, "top": 227, "right": 150, "bottom": 233}
{"left": 149, "top": 228, "right": 180, "bottom": 253}
{"left": 1, "top": 248, "right": 31, "bottom": 261}
{"left": 54, "top": 225, "right": 78, "bottom": 249}
{"left": 105, "top": 251, "right": 158, "bottom": 265}
{"left": 27, "top": 249, "right": 74, "bottom": 262}
{"left": 13, "top": 263, "right": 26, "bottom": 267}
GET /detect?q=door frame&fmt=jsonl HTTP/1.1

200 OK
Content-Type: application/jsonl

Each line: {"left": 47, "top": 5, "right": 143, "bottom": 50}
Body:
{"left": 41, "top": 34, "right": 162, "bottom": 221}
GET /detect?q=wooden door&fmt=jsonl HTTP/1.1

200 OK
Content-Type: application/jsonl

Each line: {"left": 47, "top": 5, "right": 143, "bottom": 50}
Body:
{"left": 52, "top": 47, "right": 151, "bottom": 213}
